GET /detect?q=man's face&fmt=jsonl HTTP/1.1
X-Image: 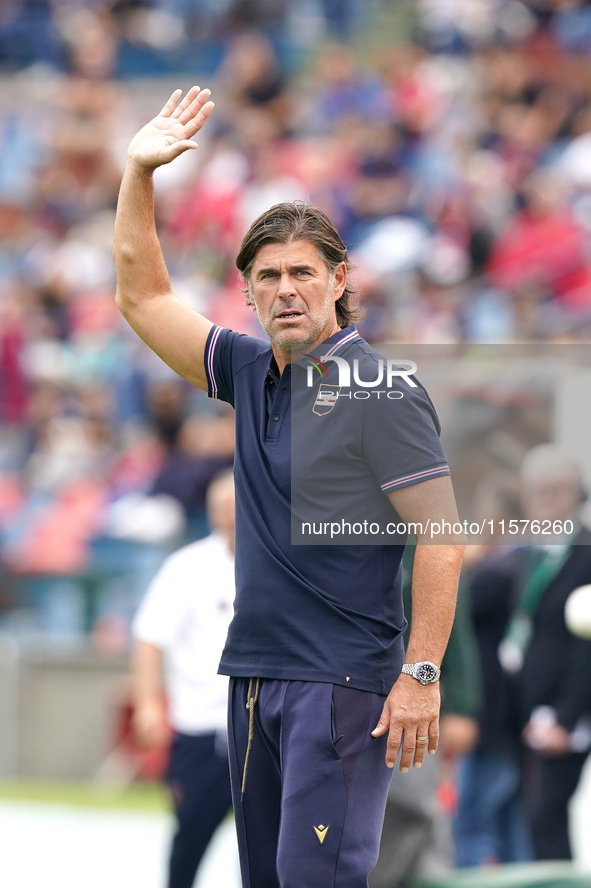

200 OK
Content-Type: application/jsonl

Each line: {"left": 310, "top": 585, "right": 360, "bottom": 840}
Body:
{"left": 248, "top": 240, "right": 346, "bottom": 351}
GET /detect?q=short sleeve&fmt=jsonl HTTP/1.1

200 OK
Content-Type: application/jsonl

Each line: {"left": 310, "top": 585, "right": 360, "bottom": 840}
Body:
{"left": 204, "top": 325, "right": 268, "bottom": 407}
{"left": 362, "top": 379, "right": 450, "bottom": 494}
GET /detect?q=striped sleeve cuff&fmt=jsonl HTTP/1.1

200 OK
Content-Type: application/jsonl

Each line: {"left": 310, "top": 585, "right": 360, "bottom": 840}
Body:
{"left": 381, "top": 464, "right": 450, "bottom": 493}
{"left": 205, "top": 324, "right": 223, "bottom": 399}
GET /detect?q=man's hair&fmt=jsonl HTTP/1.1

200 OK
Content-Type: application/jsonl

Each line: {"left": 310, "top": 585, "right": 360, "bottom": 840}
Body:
{"left": 236, "top": 201, "right": 364, "bottom": 328}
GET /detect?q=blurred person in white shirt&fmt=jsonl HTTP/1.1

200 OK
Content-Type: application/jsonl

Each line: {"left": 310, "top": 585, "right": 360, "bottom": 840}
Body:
{"left": 132, "top": 469, "right": 235, "bottom": 888}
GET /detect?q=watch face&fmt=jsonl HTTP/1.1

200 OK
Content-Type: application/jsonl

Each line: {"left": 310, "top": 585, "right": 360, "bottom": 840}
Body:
{"left": 416, "top": 663, "right": 438, "bottom": 684}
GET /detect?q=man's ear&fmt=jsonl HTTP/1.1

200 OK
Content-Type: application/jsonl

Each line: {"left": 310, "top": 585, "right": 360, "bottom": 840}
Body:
{"left": 332, "top": 261, "right": 347, "bottom": 302}
{"left": 240, "top": 278, "right": 258, "bottom": 312}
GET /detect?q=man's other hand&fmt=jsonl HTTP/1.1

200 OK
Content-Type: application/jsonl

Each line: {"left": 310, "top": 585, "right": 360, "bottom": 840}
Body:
{"left": 371, "top": 673, "right": 440, "bottom": 771}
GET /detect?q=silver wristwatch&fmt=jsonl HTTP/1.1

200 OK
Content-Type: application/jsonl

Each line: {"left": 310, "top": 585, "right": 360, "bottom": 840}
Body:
{"left": 401, "top": 661, "right": 441, "bottom": 685}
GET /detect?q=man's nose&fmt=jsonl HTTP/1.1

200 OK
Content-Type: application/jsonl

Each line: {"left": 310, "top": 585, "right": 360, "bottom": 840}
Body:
{"left": 277, "top": 273, "right": 296, "bottom": 298}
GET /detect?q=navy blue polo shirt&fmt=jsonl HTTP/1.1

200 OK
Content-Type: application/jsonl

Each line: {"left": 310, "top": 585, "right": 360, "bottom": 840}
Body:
{"left": 205, "top": 324, "right": 450, "bottom": 695}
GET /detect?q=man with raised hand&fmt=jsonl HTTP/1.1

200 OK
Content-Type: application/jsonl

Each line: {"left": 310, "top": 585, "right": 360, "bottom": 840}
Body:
{"left": 114, "top": 86, "right": 464, "bottom": 888}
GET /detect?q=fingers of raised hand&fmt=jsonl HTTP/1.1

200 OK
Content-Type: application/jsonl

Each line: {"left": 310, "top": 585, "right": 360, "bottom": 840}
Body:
{"left": 158, "top": 89, "right": 183, "bottom": 118}
{"left": 184, "top": 99, "right": 215, "bottom": 138}
{"left": 172, "top": 85, "right": 201, "bottom": 119}
{"left": 178, "top": 88, "right": 212, "bottom": 126}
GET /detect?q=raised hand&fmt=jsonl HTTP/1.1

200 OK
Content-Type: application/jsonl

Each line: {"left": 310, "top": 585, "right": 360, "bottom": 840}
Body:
{"left": 127, "top": 86, "right": 215, "bottom": 170}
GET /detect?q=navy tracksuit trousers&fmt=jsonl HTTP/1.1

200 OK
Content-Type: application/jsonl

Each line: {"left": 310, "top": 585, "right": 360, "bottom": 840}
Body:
{"left": 228, "top": 677, "right": 392, "bottom": 888}
{"left": 166, "top": 731, "right": 233, "bottom": 888}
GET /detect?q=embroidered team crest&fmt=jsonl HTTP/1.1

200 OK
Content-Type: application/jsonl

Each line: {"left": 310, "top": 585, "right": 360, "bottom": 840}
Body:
{"left": 313, "top": 824, "right": 329, "bottom": 844}
{"left": 313, "top": 384, "right": 340, "bottom": 416}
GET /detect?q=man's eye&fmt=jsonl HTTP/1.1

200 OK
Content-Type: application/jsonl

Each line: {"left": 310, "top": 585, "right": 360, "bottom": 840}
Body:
{"left": 261, "top": 272, "right": 277, "bottom": 279}
{"left": 297, "top": 270, "right": 311, "bottom": 276}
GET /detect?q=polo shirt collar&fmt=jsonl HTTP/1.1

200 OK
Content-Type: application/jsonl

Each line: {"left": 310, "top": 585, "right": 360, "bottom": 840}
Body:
{"left": 266, "top": 326, "right": 361, "bottom": 382}
{"left": 295, "top": 325, "right": 361, "bottom": 367}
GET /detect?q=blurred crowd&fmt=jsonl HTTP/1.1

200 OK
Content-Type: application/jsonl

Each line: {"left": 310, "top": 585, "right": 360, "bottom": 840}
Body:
{"left": 0, "top": 0, "right": 591, "bottom": 877}
{"left": 2, "top": 0, "right": 591, "bottom": 621}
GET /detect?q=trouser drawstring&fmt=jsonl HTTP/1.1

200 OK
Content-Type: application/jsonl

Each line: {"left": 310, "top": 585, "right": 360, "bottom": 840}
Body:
{"left": 241, "top": 677, "right": 261, "bottom": 794}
